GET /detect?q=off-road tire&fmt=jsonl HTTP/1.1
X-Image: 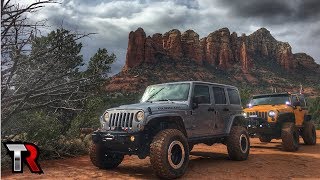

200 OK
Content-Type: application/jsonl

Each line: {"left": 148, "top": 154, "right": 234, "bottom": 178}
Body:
{"left": 259, "top": 136, "right": 272, "bottom": 143}
{"left": 302, "top": 121, "right": 317, "bottom": 145}
{"left": 226, "top": 126, "right": 250, "bottom": 161}
{"left": 90, "top": 143, "right": 124, "bottom": 169}
{"left": 281, "top": 122, "right": 299, "bottom": 151}
{"left": 150, "top": 129, "right": 189, "bottom": 179}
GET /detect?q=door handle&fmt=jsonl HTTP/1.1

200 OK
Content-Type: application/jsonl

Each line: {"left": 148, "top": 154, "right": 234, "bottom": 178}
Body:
{"left": 223, "top": 108, "right": 229, "bottom": 111}
{"left": 208, "top": 107, "right": 215, "bottom": 112}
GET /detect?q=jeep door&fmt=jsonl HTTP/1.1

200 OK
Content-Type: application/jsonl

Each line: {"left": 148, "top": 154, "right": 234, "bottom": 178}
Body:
{"left": 211, "top": 86, "right": 229, "bottom": 135}
{"left": 225, "top": 88, "right": 242, "bottom": 130}
{"left": 191, "top": 84, "right": 214, "bottom": 136}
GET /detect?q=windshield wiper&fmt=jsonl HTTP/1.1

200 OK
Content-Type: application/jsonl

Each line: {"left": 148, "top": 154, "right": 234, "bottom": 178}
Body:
{"left": 146, "top": 87, "right": 165, "bottom": 102}
{"left": 157, "top": 99, "right": 174, "bottom": 103}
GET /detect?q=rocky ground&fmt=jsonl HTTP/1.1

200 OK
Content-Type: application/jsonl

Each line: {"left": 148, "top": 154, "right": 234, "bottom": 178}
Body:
{"left": 3, "top": 130, "right": 320, "bottom": 179}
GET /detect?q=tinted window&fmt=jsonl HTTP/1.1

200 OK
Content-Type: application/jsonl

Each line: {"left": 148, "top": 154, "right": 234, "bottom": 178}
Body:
{"left": 194, "top": 85, "right": 210, "bottom": 104}
{"left": 212, "top": 87, "right": 226, "bottom": 104}
{"left": 250, "top": 94, "right": 289, "bottom": 106}
{"left": 227, "top": 88, "right": 241, "bottom": 105}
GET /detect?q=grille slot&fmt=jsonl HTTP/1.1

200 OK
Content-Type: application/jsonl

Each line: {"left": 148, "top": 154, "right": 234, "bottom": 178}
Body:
{"left": 109, "top": 112, "right": 134, "bottom": 129}
{"left": 248, "top": 111, "right": 268, "bottom": 120}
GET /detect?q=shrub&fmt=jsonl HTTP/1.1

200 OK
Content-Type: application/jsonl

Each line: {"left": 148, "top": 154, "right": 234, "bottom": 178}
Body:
{"left": 308, "top": 96, "right": 320, "bottom": 129}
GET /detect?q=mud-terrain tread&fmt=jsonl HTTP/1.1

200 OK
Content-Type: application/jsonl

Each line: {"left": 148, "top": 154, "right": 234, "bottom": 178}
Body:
{"left": 281, "top": 122, "right": 299, "bottom": 151}
{"left": 90, "top": 143, "right": 124, "bottom": 169}
{"left": 259, "top": 136, "right": 272, "bottom": 143}
{"left": 226, "top": 126, "right": 250, "bottom": 161}
{"left": 302, "top": 121, "right": 317, "bottom": 145}
{"left": 150, "top": 129, "right": 189, "bottom": 179}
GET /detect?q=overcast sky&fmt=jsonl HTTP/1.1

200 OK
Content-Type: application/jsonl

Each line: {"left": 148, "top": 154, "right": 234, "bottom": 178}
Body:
{"left": 26, "top": 0, "right": 320, "bottom": 74}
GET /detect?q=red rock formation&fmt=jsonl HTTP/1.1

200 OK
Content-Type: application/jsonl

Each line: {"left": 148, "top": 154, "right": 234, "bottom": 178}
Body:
{"left": 201, "top": 28, "right": 234, "bottom": 69}
{"left": 152, "top": 33, "right": 163, "bottom": 52}
{"left": 123, "top": 27, "right": 312, "bottom": 72}
{"left": 230, "top": 32, "right": 239, "bottom": 63}
{"left": 294, "top": 53, "right": 320, "bottom": 72}
{"left": 205, "top": 33, "right": 219, "bottom": 65}
{"left": 217, "top": 28, "right": 233, "bottom": 69}
{"left": 124, "top": 28, "right": 146, "bottom": 69}
{"left": 163, "top": 29, "right": 183, "bottom": 60}
{"left": 181, "top": 30, "right": 203, "bottom": 65}
{"left": 239, "top": 34, "right": 253, "bottom": 71}
{"left": 247, "top": 28, "right": 277, "bottom": 56}
{"left": 144, "top": 36, "right": 156, "bottom": 63}
{"left": 200, "top": 37, "right": 207, "bottom": 63}
{"left": 276, "top": 42, "right": 295, "bottom": 70}
{"left": 240, "top": 42, "right": 249, "bottom": 71}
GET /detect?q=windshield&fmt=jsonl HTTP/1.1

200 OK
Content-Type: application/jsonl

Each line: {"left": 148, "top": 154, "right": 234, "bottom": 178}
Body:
{"left": 141, "top": 83, "right": 190, "bottom": 102}
{"left": 250, "top": 94, "right": 290, "bottom": 106}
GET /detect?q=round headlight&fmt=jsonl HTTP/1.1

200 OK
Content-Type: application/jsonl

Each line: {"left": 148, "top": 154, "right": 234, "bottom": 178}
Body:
{"left": 243, "top": 112, "right": 247, "bottom": 117}
{"left": 136, "top": 111, "right": 144, "bottom": 122}
{"left": 104, "top": 112, "right": 109, "bottom": 122}
{"left": 268, "top": 110, "right": 276, "bottom": 117}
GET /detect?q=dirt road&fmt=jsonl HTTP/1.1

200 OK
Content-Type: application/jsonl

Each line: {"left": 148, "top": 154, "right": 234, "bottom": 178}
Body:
{"left": 3, "top": 131, "right": 320, "bottom": 179}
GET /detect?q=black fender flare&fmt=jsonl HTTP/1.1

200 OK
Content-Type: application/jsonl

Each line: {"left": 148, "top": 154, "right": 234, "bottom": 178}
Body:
{"left": 145, "top": 114, "right": 188, "bottom": 137}
{"left": 226, "top": 115, "right": 248, "bottom": 134}
{"left": 277, "top": 112, "right": 295, "bottom": 126}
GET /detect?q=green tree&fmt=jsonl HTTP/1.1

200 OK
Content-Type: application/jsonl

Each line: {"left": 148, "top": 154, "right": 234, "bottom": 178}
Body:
{"left": 1, "top": 28, "right": 110, "bottom": 131}
{"left": 86, "top": 48, "right": 116, "bottom": 79}
{"left": 309, "top": 97, "right": 320, "bottom": 128}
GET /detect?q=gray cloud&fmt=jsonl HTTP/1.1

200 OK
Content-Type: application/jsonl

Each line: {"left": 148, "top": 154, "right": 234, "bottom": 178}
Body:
{"left": 215, "top": 0, "right": 320, "bottom": 24}
{"left": 27, "top": 0, "right": 319, "bottom": 74}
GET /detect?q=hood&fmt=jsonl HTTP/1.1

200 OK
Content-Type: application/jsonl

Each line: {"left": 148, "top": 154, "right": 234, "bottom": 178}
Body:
{"left": 244, "top": 104, "right": 292, "bottom": 112}
{"left": 108, "top": 101, "right": 189, "bottom": 112}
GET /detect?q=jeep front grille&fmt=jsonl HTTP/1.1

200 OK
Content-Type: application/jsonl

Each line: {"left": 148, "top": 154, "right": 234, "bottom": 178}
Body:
{"left": 248, "top": 111, "right": 268, "bottom": 120}
{"left": 109, "top": 112, "right": 134, "bottom": 128}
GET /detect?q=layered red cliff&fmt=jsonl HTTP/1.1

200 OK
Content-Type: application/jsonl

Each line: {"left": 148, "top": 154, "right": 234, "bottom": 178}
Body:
{"left": 124, "top": 27, "right": 310, "bottom": 72}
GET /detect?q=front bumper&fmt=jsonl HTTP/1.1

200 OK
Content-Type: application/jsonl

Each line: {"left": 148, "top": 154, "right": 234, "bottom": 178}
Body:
{"left": 246, "top": 117, "right": 280, "bottom": 136}
{"left": 92, "top": 130, "right": 146, "bottom": 154}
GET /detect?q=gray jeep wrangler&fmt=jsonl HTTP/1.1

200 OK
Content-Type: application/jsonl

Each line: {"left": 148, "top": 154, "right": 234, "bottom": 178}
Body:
{"left": 90, "top": 81, "right": 250, "bottom": 179}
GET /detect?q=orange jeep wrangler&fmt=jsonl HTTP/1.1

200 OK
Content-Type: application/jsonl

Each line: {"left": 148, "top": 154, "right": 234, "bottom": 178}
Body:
{"left": 244, "top": 92, "right": 316, "bottom": 151}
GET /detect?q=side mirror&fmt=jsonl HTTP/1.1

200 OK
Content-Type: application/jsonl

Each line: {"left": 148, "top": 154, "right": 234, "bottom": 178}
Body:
{"left": 293, "top": 101, "right": 301, "bottom": 107}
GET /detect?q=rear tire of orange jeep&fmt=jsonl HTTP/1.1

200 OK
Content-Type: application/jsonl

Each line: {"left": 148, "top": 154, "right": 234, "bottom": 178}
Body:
{"left": 302, "top": 121, "right": 317, "bottom": 145}
{"left": 281, "top": 122, "right": 299, "bottom": 152}
{"left": 226, "top": 126, "right": 250, "bottom": 161}
{"left": 259, "top": 136, "right": 272, "bottom": 143}
{"left": 90, "top": 143, "right": 124, "bottom": 169}
{"left": 150, "top": 129, "right": 189, "bottom": 179}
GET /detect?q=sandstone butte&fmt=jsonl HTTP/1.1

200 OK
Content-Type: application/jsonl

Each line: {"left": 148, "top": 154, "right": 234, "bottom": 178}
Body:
{"left": 123, "top": 27, "right": 318, "bottom": 72}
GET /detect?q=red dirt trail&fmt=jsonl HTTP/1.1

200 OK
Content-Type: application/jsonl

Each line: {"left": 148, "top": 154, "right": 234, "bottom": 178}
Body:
{"left": 2, "top": 130, "right": 320, "bottom": 179}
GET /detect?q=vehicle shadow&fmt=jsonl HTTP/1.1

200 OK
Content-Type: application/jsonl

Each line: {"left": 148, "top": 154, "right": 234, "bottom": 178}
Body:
{"left": 251, "top": 141, "right": 320, "bottom": 153}
{"left": 250, "top": 144, "right": 283, "bottom": 150}
{"left": 111, "top": 165, "right": 155, "bottom": 179}
{"left": 190, "top": 151, "right": 229, "bottom": 160}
